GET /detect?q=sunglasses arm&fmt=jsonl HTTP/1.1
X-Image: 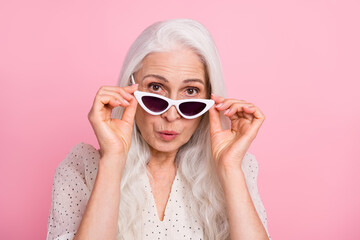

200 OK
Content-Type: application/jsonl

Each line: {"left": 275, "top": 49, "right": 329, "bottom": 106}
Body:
{"left": 130, "top": 74, "right": 136, "bottom": 86}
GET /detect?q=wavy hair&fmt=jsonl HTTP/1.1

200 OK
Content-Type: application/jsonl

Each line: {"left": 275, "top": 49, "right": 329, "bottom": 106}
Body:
{"left": 111, "top": 18, "right": 231, "bottom": 240}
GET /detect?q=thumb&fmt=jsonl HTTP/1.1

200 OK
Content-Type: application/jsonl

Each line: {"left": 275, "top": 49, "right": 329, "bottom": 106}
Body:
{"left": 121, "top": 96, "right": 138, "bottom": 125}
{"left": 209, "top": 95, "right": 223, "bottom": 135}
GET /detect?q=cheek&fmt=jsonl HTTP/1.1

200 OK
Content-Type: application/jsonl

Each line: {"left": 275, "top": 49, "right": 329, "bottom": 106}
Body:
{"left": 134, "top": 108, "right": 158, "bottom": 141}
{"left": 184, "top": 118, "right": 201, "bottom": 136}
{"left": 134, "top": 107, "right": 143, "bottom": 121}
{"left": 135, "top": 106, "right": 152, "bottom": 124}
{"left": 135, "top": 109, "right": 150, "bottom": 133}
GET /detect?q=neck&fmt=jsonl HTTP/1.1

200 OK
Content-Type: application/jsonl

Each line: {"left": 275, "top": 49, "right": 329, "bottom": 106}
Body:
{"left": 147, "top": 148, "right": 178, "bottom": 172}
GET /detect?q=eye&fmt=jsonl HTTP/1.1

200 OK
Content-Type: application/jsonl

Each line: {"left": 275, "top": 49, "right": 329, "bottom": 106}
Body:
{"left": 185, "top": 87, "right": 199, "bottom": 96}
{"left": 148, "top": 83, "right": 163, "bottom": 92}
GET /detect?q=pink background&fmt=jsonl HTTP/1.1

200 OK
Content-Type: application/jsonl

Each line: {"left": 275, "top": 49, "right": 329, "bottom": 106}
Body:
{"left": 1, "top": 0, "right": 359, "bottom": 239}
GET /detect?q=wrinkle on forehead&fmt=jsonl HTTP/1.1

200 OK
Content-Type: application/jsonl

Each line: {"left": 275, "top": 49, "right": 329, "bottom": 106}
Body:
{"left": 140, "top": 48, "right": 206, "bottom": 85}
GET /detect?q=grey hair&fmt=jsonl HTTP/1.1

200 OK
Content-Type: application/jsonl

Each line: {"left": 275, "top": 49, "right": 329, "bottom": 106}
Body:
{"left": 111, "top": 18, "right": 231, "bottom": 240}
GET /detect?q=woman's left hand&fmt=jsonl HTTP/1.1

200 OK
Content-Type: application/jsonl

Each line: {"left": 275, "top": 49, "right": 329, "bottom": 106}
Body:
{"left": 208, "top": 93, "right": 265, "bottom": 172}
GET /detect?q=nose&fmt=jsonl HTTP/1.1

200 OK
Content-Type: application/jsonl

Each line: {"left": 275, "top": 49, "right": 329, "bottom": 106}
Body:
{"left": 161, "top": 105, "right": 181, "bottom": 121}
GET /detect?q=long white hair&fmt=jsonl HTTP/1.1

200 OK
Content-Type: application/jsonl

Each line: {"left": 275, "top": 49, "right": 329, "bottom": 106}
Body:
{"left": 111, "top": 18, "right": 231, "bottom": 240}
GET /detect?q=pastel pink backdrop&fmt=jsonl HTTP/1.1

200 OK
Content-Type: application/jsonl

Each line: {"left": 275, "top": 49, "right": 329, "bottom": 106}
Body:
{"left": 1, "top": 0, "right": 359, "bottom": 239}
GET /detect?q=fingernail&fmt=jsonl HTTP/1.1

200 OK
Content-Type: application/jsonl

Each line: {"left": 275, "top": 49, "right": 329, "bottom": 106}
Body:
{"left": 216, "top": 103, "right": 223, "bottom": 108}
{"left": 224, "top": 109, "right": 230, "bottom": 114}
{"left": 123, "top": 99, "right": 129, "bottom": 105}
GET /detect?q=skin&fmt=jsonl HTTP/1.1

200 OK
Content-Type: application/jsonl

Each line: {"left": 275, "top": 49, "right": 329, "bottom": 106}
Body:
{"left": 134, "top": 48, "right": 207, "bottom": 169}
{"left": 76, "top": 46, "right": 269, "bottom": 239}
{"left": 133, "top": 48, "right": 208, "bottom": 221}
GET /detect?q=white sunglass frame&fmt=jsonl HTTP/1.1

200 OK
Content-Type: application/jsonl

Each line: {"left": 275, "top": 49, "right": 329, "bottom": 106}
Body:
{"left": 130, "top": 74, "right": 214, "bottom": 119}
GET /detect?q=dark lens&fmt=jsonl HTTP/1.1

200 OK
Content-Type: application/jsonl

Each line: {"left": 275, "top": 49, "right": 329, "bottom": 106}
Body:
{"left": 142, "top": 96, "right": 169, "bottom": 112}
{"left": 179, "top": 102, "right": 206, "bottom": 116}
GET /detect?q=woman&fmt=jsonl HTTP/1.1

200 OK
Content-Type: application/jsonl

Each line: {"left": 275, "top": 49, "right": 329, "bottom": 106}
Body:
{"left": 46, "top": 18, "right": 271, "bottom": 240}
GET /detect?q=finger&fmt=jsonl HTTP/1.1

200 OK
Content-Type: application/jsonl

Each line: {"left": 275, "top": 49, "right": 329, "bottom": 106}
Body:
{"left": 224, "top": 102, "right": 254, "bottom": 117}
{"left": 226, "top": 105, "right": 253, "bottom": 122}
{"left": 212, "top": 94, "right": 242, "bottom": 108}
{"left": 93, "top": 94, "right": 128, "bottom": 113}
{"left": 99, "top": 89, "right": 132, "bottom": 104}
{"left": 211, "top": 93, "right": 226, "bottom": 103}
{"left": 245, "top": 105, "right": 265, "bottom": 122}
{"left": 212, "top": 93, "right": 248, "bottom": 104}
{"left": 120, "top": 84, "right": 139, "bottom": 94}
{"left": 242, "top": 107, "right": 255, "bottom": 120}
{"left": 101, "top": 84, "right": 138, "bottom": 95}
{"left": 227, "top": 105, "right": 265, "bottom": 139}
{"left": 244, "top": 106, "right": 265, "bottom": 119}
{"left": 121, "top": 96, "right": 138, "bottom": 125}
{"left": 98, "top": 91, "right": 130, "bottom": 107}
{"left": 209, "top": 95, "right": 224, "bottom": 135}
{"left": 119, "top": 87, "right": 135, "bottom": 101}
{"left": 215, "top": 98, "right": 249, "bottom": 111}
{"left": 102, "top": 88, "right": 134, "bottom": 101}
{"left": 243, "top": 106, "right": 266, "bottom": 135}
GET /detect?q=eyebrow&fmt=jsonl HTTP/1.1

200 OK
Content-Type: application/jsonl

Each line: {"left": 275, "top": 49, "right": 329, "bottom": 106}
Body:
{"left": 142, "top": 74, "right": 205, "bottom": 86}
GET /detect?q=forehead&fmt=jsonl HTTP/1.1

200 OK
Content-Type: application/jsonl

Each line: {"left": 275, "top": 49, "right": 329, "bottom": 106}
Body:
{"left": 140, "top": 48, "right": 206, "bottom": 83}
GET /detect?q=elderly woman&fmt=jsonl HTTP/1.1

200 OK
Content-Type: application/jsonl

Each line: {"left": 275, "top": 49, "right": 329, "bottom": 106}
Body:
{"left": 46, "top": 19, "right": 271, "bottom": 240}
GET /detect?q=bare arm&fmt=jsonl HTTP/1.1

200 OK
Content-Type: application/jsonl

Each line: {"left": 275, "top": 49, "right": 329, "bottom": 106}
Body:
{"left": 74, "top": 156, "right": 125, "bottom": 240}
{"left": 218, "top": 166, "right": 269, "bottom": 240}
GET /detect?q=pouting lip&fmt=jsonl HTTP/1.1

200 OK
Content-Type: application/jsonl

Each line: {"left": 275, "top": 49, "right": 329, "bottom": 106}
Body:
{"left": 158, "top": 130, "right": 179, "bottom": 135}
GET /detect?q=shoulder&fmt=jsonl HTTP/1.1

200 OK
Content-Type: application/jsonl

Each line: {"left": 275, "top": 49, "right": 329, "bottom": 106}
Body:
{"left": 58, "top": 142, "right": 100, "bottom": 166}
{"left": 56, "top": 142, "right": 100, "bottom": 173}
{"left": 55, "top": 142, "right": 100, "bottom": 191}
{"left": 47, "top": 142, "right": 100, "bottom": 239}
{"left": 60, "top": 142, "right": 99, "bottom": 162}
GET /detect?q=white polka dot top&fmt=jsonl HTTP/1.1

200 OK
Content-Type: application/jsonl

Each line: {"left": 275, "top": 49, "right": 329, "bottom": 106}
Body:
{"left": 140, "top": 169, "right": 204, "bottom": 239}
{"left": 46, "top": 142, "right": 271, "bottom": 240}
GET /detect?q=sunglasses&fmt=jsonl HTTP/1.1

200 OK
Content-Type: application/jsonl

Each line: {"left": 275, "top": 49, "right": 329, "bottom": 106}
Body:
{"left": 130, "top": 74, "right": 214, "bottom": 119}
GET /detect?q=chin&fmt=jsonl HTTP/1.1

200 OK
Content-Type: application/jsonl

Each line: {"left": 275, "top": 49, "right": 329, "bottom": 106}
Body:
{"left": 152, "top": 141, "right": 181, "bottom": 153}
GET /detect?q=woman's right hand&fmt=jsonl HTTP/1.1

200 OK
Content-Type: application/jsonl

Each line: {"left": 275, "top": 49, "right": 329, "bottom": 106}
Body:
{"left": 87, "top": 84, "right": 139, "bottom": 161}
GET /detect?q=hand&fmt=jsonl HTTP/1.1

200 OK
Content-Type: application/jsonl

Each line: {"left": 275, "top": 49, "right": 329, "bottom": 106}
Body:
{"left": 88, "top": 84, "right": 139, "bottom": 160}
{"left": 208, "top": 93, "right": 265, "bottom": 171}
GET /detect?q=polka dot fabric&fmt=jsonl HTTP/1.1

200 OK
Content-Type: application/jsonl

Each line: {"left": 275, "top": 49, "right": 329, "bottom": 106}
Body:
{"left": 140, "top": 169, "right": 204, "bottom": 239}
{"left": 241, "top": 152, "right": 272, "bottom": 240}
{"left": 46, "top": 142, "right": 99, "bottom": 240}
{"left": 46, "top": 142, "right": 271, "bottom": 240}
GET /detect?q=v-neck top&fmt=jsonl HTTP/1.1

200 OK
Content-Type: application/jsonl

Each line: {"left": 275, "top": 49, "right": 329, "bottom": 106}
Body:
{"left": 46, "top": 142, "right": 271, "bottom": 240}
{"left": 140, "top": 169, "right": 204, "bottom": 239}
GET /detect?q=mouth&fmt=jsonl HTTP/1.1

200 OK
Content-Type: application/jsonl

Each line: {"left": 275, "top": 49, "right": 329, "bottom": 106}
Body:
{"left": 157, "top": 130, "right": 179, "bottom": 141}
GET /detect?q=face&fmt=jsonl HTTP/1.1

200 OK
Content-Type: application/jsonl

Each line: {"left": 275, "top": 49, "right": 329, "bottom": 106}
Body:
{"left": 134, "top": 48, "right": 208, "bottom": 156}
